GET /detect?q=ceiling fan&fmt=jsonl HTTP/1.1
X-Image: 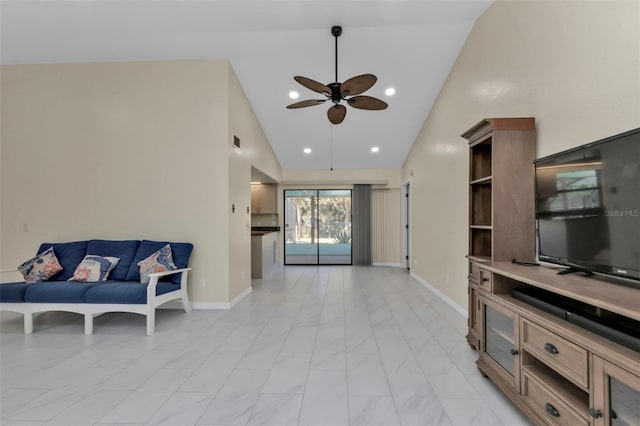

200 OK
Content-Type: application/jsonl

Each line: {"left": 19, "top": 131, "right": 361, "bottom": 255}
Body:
{"left": 286, "top": 25, "right": 388, "bottom": 125}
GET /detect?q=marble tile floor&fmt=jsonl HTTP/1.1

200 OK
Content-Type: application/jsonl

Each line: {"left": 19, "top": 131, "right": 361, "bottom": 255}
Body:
{"left": 0, "top": 266, "right": 532, "bottom": 426}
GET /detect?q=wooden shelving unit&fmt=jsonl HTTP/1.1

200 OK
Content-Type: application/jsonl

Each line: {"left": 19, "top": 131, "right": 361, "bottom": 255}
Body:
{"left": 462, "top": 118, "right": 536, "bottom": 349}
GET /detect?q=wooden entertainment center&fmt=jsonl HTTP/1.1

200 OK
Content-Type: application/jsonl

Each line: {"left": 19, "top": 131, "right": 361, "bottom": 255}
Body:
{"left": 463, "top": 118, "right": 640, "bottom": 425}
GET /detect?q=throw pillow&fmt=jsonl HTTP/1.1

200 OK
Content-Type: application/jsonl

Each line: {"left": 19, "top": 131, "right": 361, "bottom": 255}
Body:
{"left": 17, "top": 247, "right": 63, "bottom": 283}
{"left": 69, "top": 255, "right": 120, "bottom": 282}
{"left": 137, "top": 244, "right": 177, "bottom": 284}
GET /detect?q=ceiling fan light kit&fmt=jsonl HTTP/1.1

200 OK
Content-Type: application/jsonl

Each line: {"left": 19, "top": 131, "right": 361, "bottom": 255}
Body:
{"left": 286, "top": 25, "right": 388, "bottom": 124}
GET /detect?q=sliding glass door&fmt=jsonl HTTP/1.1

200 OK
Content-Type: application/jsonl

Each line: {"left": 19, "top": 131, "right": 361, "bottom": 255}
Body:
{"left": 284, "top": 189, "right": 352, "bottom": 265}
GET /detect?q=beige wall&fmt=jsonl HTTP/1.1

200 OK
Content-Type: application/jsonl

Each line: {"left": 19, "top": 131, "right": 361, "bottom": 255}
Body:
{"left": 1, "top": 59, "right": 282, "bottom": 305}
{"left": 227, "top": 64, "right": 282, "bottom": 300}
{"left": 402, "top": 1, "right": 640, "bottom": 310}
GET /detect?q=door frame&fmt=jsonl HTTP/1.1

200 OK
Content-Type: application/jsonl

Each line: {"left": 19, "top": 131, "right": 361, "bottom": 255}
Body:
{"left": 402, "top": 180, "right": 411, "bottom": 270}
{"left": 283, "top": 188, "right": 353, "bottom": 266}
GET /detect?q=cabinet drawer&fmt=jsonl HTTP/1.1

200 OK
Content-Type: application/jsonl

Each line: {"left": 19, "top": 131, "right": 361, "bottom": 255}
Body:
{"left": 478, "top": 269, "right": 492, "bottom": 291}
{"left": 522, "top": 320, "right": 589, "bottom": 388}
{"left": 469, "top": 261, "right": 480, "bottom": 281}
{"left": 522, "top": 373, "right": 588, "bottom": 426}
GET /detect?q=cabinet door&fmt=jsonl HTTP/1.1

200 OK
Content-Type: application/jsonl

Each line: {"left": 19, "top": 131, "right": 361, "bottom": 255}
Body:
{"left": 466, "top": 283, "right": 480, "bottom": 350}
{"left": 592, "top": 356, "right": 640, "bottom": 425}
{"left": 481, "top": 296, "right": 521, "bottom": 392}
{"left": 261, "top": 185, "right": 277, "bottom": 213}
{"left": 251, "top": 185, "right": 260, "bottom": 213}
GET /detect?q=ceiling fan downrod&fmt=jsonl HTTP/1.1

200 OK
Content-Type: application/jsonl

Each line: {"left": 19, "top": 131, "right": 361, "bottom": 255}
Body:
{"left": 332, "top": 25, "right": 342, "bottom": 83}
{"left": 329, "top": 26, "right": 343, "bottom": 104}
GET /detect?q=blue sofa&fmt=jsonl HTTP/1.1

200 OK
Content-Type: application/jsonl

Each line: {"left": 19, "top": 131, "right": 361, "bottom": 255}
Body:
{"left": 0, "top": 239, "right": 193, "bottom": 335}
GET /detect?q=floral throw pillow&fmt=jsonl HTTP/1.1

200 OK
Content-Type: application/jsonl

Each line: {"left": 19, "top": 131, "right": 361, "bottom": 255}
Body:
{"left": 69, "top": 255, "right": 120, "bottom": 282}
{"left": 17, "top": 247, "right": 63, "bottom": 283}
{"left": 138, "top": 244, "right": 177, "bottom": 284}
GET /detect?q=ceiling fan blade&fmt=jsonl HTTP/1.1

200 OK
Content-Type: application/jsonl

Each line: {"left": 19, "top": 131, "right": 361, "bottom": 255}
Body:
{"left": 347, "top": 95, "right": 388, "bottom": 110}
{"left": 327, "top": 104, "right": 347, "bottom": 124}
{"left": 294, "top": 76, "right": 331, "bottom": 95}
{"left": 341, "top": 74, "right": 377, "bottom": 96}
{"left": 286, "top": 99, "right": 327, "bottom": 109}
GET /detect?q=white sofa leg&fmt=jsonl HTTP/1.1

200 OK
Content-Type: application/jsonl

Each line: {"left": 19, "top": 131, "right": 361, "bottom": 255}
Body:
{"left": 146, "top": 308, "right": 155, "bottom": 336}
{"left": 84, "top": 314, "right": 94, "bottom": 335}
{"left": 24, "top": 313, "right": 33, "bottom": 334}
{"left": 181, "top": 292, "right": 192, "bottom": 313}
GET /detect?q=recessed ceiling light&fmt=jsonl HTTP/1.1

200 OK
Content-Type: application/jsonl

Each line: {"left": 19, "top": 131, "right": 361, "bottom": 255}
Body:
{"left": 303, "top": 148, "right": 312, "bottom": 154}
{"left": 385, "top": 88, "right": 396, "bottom": 96}
{"left": 371, "top": 146, "right": 380, "bottom": 153}
{"left": 289, "top": 91, "right": 299, "bottom": 99}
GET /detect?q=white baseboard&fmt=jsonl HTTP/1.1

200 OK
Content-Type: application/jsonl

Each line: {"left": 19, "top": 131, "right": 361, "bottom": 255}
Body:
{"left": 229, "top": 286, "right": 252, "bottom": 308}
{"left": 410, "top": 271, "right": 468, "bottom": 319}
{"left": 158, "top": 300, "right": 184, "bottom": 309}
{"left": 160, "top": 286, "right": 252, "bottom": 310}
{"left": 159, "top": 301, "right": 230, "bottom": 310}
{"left": 191, "top": 302, "right": 231, "bottom": 310}
{"left": 372, "top": 262, "right": 404, "bottom": 267}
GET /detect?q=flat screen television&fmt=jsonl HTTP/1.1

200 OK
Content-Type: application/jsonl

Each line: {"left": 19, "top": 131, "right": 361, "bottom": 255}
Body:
{"left": 534, "top": 127, "right": 640, "bottom": 281}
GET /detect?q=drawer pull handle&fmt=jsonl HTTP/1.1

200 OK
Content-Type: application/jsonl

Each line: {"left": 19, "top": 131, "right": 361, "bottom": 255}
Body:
{"left": 509, "top": 348, "right": 519, "bottom": 356}
{"left": 544, "top": 343, "right": 559, "bottom": 354}
{"left": 589, "top": 408, "right": 602, "bottom": 419}
{"left": 545, "top": 403, "right": 560, "bottom": 417}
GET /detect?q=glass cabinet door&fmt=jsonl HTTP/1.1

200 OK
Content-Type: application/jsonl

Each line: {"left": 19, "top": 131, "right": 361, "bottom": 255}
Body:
{"left": 610, "top": 376, "right": 640, "bottom": 424}
{"left": 592, "top": 357, "right": 640, "bottom": 425}
{"left": 481, "top": 296, "right": 520, "bottom": 391}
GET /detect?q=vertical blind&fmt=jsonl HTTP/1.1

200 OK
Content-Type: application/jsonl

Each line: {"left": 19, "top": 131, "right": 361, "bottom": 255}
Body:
{"left": 372, "top": 188, "right": 402, "bottom": 265}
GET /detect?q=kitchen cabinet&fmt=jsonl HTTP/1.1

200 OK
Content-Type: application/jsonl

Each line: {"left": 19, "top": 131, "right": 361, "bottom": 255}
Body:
{"left": 251, "top": 184, "right": 277, "bottom": 214}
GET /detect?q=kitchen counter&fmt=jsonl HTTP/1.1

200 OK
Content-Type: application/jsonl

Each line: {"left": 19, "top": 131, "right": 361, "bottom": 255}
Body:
{"left": 251, "top": 226, "right": 280, "bottom": 236}
{"left": 251, "top": 231, "right": 277, "bottom": 236}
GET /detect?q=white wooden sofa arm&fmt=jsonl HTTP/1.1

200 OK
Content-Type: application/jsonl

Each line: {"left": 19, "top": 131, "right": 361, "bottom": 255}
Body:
{"left": 147, "top": 267, "right": 191, "bottom": 279}
{"left": 145, "top": 267, "right": 192, "bottom": 335}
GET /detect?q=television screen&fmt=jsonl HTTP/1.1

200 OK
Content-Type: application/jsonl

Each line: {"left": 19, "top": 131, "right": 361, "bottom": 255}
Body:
{"left": 535, "top": 128, "right": 640, "bottom": 281}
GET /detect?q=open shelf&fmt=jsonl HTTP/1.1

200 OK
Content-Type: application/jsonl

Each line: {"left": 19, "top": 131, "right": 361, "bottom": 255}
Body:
{"left": 470, "top": 176, "right": 493, "bottom": 185}
{"left": 471, "top": 184, "right": 492, "bottom": 227}
{"left": 470, "top": 141, "right": 492, "bottom": 181}
{"left": 470, "top": 228, "right": 492, "bottom": 258}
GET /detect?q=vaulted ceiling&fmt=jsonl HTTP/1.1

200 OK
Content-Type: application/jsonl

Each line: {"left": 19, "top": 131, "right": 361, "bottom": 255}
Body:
{"left": 1, "top": 1, "right": 492, "bottom": 170}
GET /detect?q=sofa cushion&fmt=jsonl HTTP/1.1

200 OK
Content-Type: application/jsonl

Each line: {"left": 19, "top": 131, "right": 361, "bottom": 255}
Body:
{"left": 25, "top": 281, "right": 100, "bottom": 303}
{"left": 69, "top": 255, "right": 120, "bottom": 282}
{"left": 17, "top": 247, "right": 63, "bottom": 283}
{"left": 86, "top": 240, "right": 140, "bottom": 281}
{"left": 126, "top": 240, "right": 193, "bottom": 284}
{"left": 0, "top": 282, "right": 33, "bottom": 302}
{"left": 138, "top": 244, "right": 177, "bottom": 285}
{"left": 37, "top": 241, "right": 89, "bottom": 281}
{"left": 84, "top": 281, "right": 180, "bottom": 304}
